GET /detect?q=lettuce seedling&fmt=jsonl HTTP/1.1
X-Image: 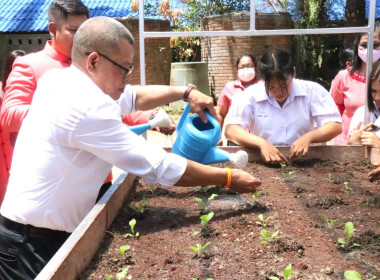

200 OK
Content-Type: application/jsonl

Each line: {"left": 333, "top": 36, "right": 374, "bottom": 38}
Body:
{"left": 344, "top": 270, "right": 377, "bottom": 280}
{"left": 280, "top": 162, "right": 287, "bottom": 169}
{"left": 125, "top": 218, "right": 139, "bottom": 238}
{"left": 325, "top": 173, "right": 335, "bottom": 183}
{"left": 118, "top": 245, "right": 130, "bottom": 260}
{"left": 256, "top": 214, "right": 271, "bottom": 227}
{"left": 195, "top": 194, "right": 218, "bottom": 213}
{"left": 282, "top": 171, "right": 295, "bottom": 178}
{"left": 322, "top": 214, "right": 338, "bottom": 229}
{"left": 148, "top": 184, "right": 156, "bottom": 194}
{"left": 338, "top": 222, "right": 360, "bottom": 248}
{"left": 252, "top": 191, "right": 261, "bottom": 203}
{"left": 260, "top": 229, "right": 279, "bottom": 245}
{"left": 105, "top": 267, "right": 132, "bottom": 280}
{"left": 200, "top": 212, "right": 214, "bottom": 228}
{"left": 269, "top": 264, "right": 293, "bottom": 280}
{"left": 342, "top": 182, "right": 354, "bottom": 194}
{"left": 189, "top": 241, "right": 212, "bottom": 257}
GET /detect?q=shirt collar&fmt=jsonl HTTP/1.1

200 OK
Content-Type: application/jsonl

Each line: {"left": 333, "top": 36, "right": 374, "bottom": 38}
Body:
{"left": 44, "top": 41, "right": 71, "bottom": 64}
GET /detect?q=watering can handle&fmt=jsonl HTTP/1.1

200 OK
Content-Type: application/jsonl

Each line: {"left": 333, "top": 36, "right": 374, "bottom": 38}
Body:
{"left": 176, "top": 103, "right": 191, "bottom": 132}
{"left": 176, "top": 104, "right": 220, "bottom": 132}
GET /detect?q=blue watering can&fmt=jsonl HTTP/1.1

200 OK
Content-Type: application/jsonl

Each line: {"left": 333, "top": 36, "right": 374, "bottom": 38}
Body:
{"left": 172, "top": 104, "right": 248, "bottom": 168}
{"left": 129, "top": 109, "right": 171, "bottom": 135}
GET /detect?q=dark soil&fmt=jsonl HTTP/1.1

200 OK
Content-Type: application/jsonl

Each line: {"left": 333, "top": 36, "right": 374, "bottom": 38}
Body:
{"left": 80, "top": 159, "right": 380, "bottom": 280}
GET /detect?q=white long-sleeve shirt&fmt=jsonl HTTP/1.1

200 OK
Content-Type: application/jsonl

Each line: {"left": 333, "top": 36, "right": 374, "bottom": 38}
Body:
{"left": 1, "top": 66, "right": 187, "bottom": 232}
{"left": 226, "top": 79, "right": 342, "bottom": 146}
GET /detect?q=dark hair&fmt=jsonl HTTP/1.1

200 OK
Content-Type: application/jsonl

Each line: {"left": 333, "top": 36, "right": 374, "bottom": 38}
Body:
{"left": 351, "top": 20, "right": 380, "bottom": 74}
{"left": 235, "top": 54, "right": 257, "bottom": 69}
{"left": 2, "top": 50, "right": 26, "bottom": 91}
{"left": 340, "top": 48, "right": 354, "bottom": 70}
{"left": 367, "top": 61, "right": 380, "bottom": 112}
{"left": 48, "top": 0, "right": 89, "bottom": 28}
{"left": 259, "top": 49, "right": 295, "bottom": 93}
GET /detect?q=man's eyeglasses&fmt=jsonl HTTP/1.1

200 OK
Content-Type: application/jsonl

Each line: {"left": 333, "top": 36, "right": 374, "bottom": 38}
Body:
{"left": 85, "top": 51, "right": 133, "bottom": 79}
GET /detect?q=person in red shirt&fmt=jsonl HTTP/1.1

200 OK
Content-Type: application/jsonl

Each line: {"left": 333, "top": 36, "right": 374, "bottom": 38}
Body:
{"left": 216, "top": 54, "right": 260, "bottom": 145}
{"left": 0, "top": 50, "right": 26, "bottom": 206}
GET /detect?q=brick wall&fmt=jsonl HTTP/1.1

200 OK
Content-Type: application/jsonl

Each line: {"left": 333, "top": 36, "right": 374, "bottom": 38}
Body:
{"left": 0, "top": 18, "right": 171, "bottom": 86}
{"left": 201, "top": 12, "right": 293, "bottom": 97}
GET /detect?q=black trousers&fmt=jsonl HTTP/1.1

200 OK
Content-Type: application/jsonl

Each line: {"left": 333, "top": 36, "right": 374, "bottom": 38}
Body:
{"left": 0, "top": 215, "right": 70, "bottom": 280}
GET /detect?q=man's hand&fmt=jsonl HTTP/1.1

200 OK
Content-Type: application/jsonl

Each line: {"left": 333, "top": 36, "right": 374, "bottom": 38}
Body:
{"left": 368, "top": 163, "right": 380, "bottom": 181}
{"left": 290, "top": 134, "right": 312, "bottom": 160}
{"left": 186, "top": 89, "right": 216, "bottom": 123}
{"left": 260, "top": 141, "right": 288, "bottom": 164}
{"left": 229, "top": 168, "right": 261, "bottom": 193}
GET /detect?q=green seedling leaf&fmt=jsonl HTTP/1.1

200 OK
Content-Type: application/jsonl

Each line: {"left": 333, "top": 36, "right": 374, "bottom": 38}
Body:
{"left": 342, "top": 182, "right": 354, "bottom": 194}
{"left": 271, "top": 230, "right": 280, "bottom": 239}
{"left": 194, "top": 187, "right": 202, "bottom": 192}
{"left": 322, "top": 214, "right": 338, "bottom": 228}
{"left": 280, "top": 162, "right": 286, "bottom": 169}
{"left": 189, "top": 242, "right": 212, "bottom": 257}
{"left": 129, "top": 203, "right": 143, "bottom": 213}
{"left": 256, "top": 214, "right": 271, "bottom": 227}
{"left": 344, "top": 270, "right": 362, "bottom": 280}
{"left": 345, "top": 222, "right": 354, "bottom": 238}
{"left": 200, "top": 212, "right": 214, "bottom": 228}
{"left": 283, "top": 263, "right": 293, "bottom": 280}
{"left": 118, "top": 245, "right": 130, "bottom": 259}
{"left": 141, "top": 198, "right": 149, "bottom": 206}
{"left": 325, "top": 173, "right": 334, "bottom": 183}
{"left": 261, "top": 229, "right": 269, "bottom": 241}
{"left": 116, "top": 267, "right": 131, "bottom": 280}
{"left": 125, "top": 219, "right": 139, "bottom": 238}
{"left": 195, "top": 197, "right": 205, "bottom": 206}
{"left": 148, "top": 184, "right": 156, "bottom": 194}
{"left": 208, "top": 194, "right": 218, "bottom": 201}
{"left": 192, "top": 231, "right": 199, "bottom": 236}
{"left": 105, "top": 274, "right": 112, "bottom": 280}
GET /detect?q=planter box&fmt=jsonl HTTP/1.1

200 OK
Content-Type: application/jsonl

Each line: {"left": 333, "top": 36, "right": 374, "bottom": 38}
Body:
{"left": 36, "top": 145, "right": 372, "bottom": 279}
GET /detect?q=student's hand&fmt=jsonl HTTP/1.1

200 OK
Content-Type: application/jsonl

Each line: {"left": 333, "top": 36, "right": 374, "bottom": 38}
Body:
{"left": 290, "top": 134, "right": 312, "bottom": 159}
{"left": 368, "top": 163, "right": 380, "bottom": 181}
{"left": 259, "top": 141, "right": 289, "bottom": 164}
{"left": 187, "top": 89, "right": 217, "bottom": 123}
{"left": 361, "top": 130, "right": 380, "bottom": 148}
{"left": 349, "top": 122, "right": 373, "bottom": 145}
{"left": 229, "top": 169, "right": 261, "bottom": 193}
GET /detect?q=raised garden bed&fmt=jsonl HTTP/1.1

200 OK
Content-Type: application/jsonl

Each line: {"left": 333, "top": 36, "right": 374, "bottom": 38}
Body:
{"left": 78, "top": 146, "right": 380, "bottom": 280}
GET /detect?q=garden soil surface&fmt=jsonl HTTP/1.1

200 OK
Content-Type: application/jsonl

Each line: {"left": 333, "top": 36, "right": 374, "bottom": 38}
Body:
{"left": 81, "top": 159, "right": 380, "bottom": 280}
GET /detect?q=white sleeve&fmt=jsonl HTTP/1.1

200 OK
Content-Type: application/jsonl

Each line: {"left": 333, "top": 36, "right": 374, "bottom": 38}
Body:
{"left": 348, "top": 106, "right": 365, "bottom": 138}
{"left": 310, "top": 83, "right": 342, "bottom": 127}
{"left": 225, "top": 90, "right": 253, "bottom": 129}
{"left": 117, "top": 85, "right": 138, "bottom": 115}
{"left": 70, "top": 101, "right": 187, "bottom": 186}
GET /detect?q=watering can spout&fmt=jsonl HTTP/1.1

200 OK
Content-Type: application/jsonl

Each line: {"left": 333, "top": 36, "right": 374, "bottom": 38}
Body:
{"left": 202, "top": 148, "right": 248, "bottom": 168}
{"left": 128, "top": 109, "right": 171, "bottom": 135}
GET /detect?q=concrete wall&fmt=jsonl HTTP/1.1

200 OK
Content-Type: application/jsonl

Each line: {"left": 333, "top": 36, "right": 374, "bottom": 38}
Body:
{"left": 201, "top": 12, "right": 294, "bottom": 97}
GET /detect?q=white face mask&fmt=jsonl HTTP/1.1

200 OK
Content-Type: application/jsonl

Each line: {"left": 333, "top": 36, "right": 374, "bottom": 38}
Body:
{"left": 238, "top": 67, "right": 255, "bottom": 82}
{"left": 358, "top": 48, "right": 380, "bottom": 63}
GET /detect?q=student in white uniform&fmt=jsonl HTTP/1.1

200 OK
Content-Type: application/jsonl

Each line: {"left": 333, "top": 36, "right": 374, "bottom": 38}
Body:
{"left": 225, "top": 49, "right": 342, "bottom": 164}
{"left": 348, "top": 61, "right": 380, "bottom": 147}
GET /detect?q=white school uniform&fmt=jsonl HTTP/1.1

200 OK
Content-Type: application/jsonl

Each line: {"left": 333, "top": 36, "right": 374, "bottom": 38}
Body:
{"left": 226, "top": 79, "right": 342, "bottom": 146}
{"left": 348, "top": 105, "right": 380, "bottom": 138}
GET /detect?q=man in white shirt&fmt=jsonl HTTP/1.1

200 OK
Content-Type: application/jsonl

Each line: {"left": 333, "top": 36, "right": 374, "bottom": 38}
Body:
{"left": 0, "top": 16, "right": 261, "bottom": 280}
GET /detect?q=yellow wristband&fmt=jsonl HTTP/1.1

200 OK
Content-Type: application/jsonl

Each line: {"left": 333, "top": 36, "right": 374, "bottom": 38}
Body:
{"left": 225, "top": 168, "right": 232, "bottom": 189}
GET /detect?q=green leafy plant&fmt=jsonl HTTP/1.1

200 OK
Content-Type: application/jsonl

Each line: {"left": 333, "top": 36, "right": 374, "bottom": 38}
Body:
{"left": 282, "top": 170, "right": 295, "bottom": 178}
{"left": 105, "top": 267, "right": 132, "bottom": 280}
{"left": 342, "top": 182, "right": 354, "bottom": 194}
{"left": 322, "top": 214, "right": 338, "bottom": 229}
{"left": 325, "top": 173, "right": 335, "bottom": 183}
{"left": 344, "top": 270, "right": 377, "bottom": 280}
{"left": 118, "top": 245, "right": 130, "bottom": 260}
{"left": 260, "top": 229, "right": 279, "bottom": 245}
{"left": 269, "top": 263, "right": 294, "bottom": 280}
{"left": 338, "top": 222, "right": 360, "bottom": 248}
{"left": 125, "top": 218, "right": 139, "bottom": 238}
{"left": 200, "top": 211, "right": 214, "bottom": 228}
{"left": 195, "top": 194, "right": 218, "bottom": 213}
{"left": 252, "top": 191, "right": 261, "bottom": 203}
{"left": 148, "top": 184, "right": 156, "bottom": 194}
{"left": 129, "top": 203, "right": 143, "bottom": 214}
{"left": 256, "top": 214, "right": 271, "bottom": 228}
{"left": 280, "top": 162, "right": 287, "bottom": 169}
{"left": 189, "top": 241, "right": 212, "bottom": 257}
